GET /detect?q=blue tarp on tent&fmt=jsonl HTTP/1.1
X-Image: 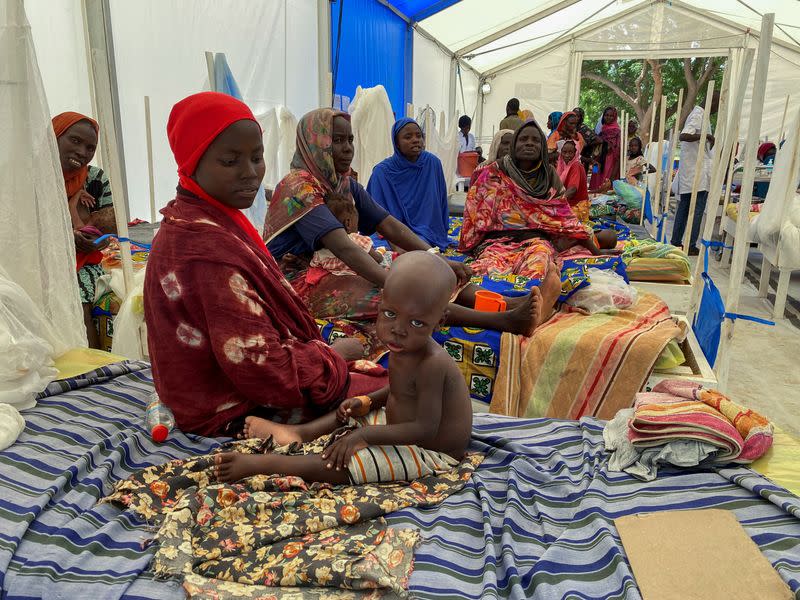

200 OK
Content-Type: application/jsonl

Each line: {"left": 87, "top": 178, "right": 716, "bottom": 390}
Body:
{"left": 388, "top": 0, "right": 460, "bottom": 21}
{"left": 331, "top": 0, "right": 411, "bottom": 116}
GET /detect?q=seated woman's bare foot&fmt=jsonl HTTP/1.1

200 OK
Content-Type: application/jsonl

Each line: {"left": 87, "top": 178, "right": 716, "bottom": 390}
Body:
{"left": 242, "top": 416, "right": 303, "bottom": 445}
{"left": 214, "top": 452, "right": 275, "bottom": 482}
{"left": 504, "top": 293, "right": 529, "bottom": 309}
{"left": 496, "top": 289, "right": 540, "bottom": 336}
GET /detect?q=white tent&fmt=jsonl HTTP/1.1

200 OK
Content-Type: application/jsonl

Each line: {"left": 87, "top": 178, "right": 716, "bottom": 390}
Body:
{"left": 407, "top": 0, "right": 800, "bottom": 142}
{"left": 21, "top": 0, "right": 800, "bottom": 220}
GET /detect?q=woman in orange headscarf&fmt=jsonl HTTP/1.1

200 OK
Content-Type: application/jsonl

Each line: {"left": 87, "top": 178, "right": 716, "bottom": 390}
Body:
{"left": 52, "top": 111, "right": 116, "bottom": 348}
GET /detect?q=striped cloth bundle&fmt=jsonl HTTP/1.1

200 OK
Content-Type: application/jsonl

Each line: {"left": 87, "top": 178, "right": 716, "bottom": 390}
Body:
{"left": 630, "top": 379, "right": 774, "bottom": 463}
{"left": 622, "top": 238, "right": 691, "bottom": 282}
{"left": 1, "top": 362, "right": 798, "bottom": 599}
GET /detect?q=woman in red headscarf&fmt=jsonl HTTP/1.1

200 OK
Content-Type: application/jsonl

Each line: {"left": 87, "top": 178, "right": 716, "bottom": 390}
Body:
{"left": 144, "top": 92, "right": 385, "bottom": 437}
{"left": 52, "top": 111, "right": 117, "bottom": 348}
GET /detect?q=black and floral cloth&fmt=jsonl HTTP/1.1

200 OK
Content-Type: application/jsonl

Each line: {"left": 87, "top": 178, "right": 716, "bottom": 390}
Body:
{"left": 102, "top": 435, "right": 482, "bottom": 599}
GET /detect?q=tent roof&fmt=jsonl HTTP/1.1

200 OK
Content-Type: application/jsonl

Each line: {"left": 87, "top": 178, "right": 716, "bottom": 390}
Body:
{"left": 387, "top": 0, "right": 800, "bottom": 74}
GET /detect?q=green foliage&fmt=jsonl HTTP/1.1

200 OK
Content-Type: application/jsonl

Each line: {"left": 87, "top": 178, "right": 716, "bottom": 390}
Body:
{"left": 579, "top": 58, "right": 725, "bottom": 130}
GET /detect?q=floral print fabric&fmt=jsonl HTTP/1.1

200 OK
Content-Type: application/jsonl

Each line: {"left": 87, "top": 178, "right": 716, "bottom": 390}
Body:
{"left": 103, "top": 434, "right": 482, "bottom": 599}
{"left": 469, "top": 236, "right": 557, "bottom": 281}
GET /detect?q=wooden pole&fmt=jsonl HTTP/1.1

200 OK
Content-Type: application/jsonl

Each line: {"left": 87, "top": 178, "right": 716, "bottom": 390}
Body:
{"left": 778, "top": 94, "right": 790, "bottom": 143}
{"left": 144, "top": 96, "right": 156, "bottom": 223}
{"left": 205, "top": 51, "right": 215, "bottom": 91}
{"left": 661, "top": 88, "right": 683, "bottom": 242}
{"left": 650, "top": 95, "right": 667, "bottom": 237}
{"left": 620, "top": 111, "right": 627, "bottom": 188}
{"left": 687, "top": 53, "right": 752, "bottom": 323}
{"left": 716, "top": 14, "right": 775, "bottom": 391}
{"left": 648, "top": 99, "right": 657, "bottom": 147}
{"left": 681, "top": 79, "right": 715, "bottom": 252}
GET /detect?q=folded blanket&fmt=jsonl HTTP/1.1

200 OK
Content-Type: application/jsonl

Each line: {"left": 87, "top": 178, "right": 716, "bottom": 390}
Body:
{"left": 621, "top": 239, "right": 691, "bottom": 282}
{"left": 622, "top": 238, "right": 689, "bottom": 261}
{"left": 492, "top": 293, "right": 683, "bottom": 420}
{"left": 605, "top": 381, "right": 773, "bottom": 480}
{"left": 635, "top": 379, "right": 774, "bottom": 463}
{"left": 630, "top": 393, "right": 745, "bottom": 461}
{"left": 103, "top": 434, "right": 482, "bottom": 599}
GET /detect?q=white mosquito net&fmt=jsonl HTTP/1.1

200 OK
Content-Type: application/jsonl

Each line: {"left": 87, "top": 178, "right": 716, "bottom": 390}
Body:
{"left": 350, "top": 85, "right": 395, "bottom": 187}
{"left": 0, "top": 0, "right": 86, "bottom": 349}
{"left": 755, "top": 111, "right": 800, "bottom": 269}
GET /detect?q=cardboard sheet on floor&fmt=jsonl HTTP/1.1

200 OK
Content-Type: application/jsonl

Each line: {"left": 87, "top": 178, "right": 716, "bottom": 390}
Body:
{"left": 615, "top": 509, "right": 792, "bottom": 600}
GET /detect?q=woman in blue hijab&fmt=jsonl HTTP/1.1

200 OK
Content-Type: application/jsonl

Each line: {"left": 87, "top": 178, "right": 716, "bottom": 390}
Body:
{"left": 367, "top": 118, "right": 450, "bottom": 249}
{"left": 547, "top": 111, "right": 563, "bottom": 137}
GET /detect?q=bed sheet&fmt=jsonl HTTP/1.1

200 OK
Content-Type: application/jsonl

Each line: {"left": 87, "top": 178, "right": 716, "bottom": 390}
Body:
{"left": 1, "top": 364, "right": 799, "bottom": 599}
{"left": 390, "top": 414, "right": 800, "bottom": 598}
{"left": 0, "top": 362, "right": 214, "bottom": 600}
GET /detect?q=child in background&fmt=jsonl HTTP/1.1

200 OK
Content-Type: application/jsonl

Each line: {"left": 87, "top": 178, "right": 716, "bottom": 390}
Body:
{"left": 625, "top": 136, "right": 654, "bottom": 185}
{"left": 594, "top": 228, "right": 619, "bottom": 251}
{"left": 557, "top": 140, "right": 590, "bottom": 222}
{"left": 307, "top": 192, "right": 387, "bottom": 281}
{"left": 215, "top": 251, "right": 473, "bottom": 484}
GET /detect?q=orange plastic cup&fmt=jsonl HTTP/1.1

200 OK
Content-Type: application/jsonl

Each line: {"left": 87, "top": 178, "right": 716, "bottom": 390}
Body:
{"left": 474, "top": 290, "right": 507, "bottom": 312}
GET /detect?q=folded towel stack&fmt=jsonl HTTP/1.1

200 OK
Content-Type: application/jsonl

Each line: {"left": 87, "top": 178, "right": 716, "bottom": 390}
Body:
{"left": 630, "top": 379, "right": 774, "bottom": 463}
{"left": 604, "top": 379, "right": 773, "bottom": 480}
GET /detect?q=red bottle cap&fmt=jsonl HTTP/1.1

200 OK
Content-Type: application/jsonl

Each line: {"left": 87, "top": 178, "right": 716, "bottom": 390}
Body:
{"left": 151, "top": 424, "right": 169, "bottom": 443}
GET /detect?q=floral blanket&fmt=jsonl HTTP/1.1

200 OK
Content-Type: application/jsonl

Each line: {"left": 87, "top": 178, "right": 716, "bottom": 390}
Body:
{"left": 102, "top": 435, "right": 483, "bottom": 599}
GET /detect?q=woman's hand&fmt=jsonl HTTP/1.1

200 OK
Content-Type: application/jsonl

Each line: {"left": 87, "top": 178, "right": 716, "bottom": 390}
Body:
{"left": 446, "top": 259, "right": 472, "bottom": 287}
{"left": 321, "top": 430, "right": 367, "bottom": 471}
{"left": 280, "top": 253, "right": 310, "bottom": 271}
{"left": 69, "top": 189, "right": 96, "bottom": 210}
{"left": 74, "top": 230, "right": 110, "bottom": 253}
{"left": 74, "top": 231, "right": 96, "bottom": 253}
{"left": 330, "top": 337, "right": 365, "bottom": 362}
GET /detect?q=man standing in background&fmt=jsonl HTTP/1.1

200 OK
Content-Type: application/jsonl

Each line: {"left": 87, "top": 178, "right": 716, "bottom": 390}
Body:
{"left": 671, "top": 92, "right": 720, "bottom": 255}
{"left": 500, "top": 98, "right": 524, "bottom": 131}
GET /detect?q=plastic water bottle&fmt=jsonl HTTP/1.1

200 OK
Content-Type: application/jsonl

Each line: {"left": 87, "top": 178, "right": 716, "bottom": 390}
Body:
{"left": 144, "top": 392, "right": 175, "bottom": 442}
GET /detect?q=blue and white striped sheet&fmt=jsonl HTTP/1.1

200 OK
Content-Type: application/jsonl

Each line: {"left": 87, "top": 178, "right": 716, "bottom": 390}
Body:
{"left": 1, "top": 363, "right": 798, "bottom": 599}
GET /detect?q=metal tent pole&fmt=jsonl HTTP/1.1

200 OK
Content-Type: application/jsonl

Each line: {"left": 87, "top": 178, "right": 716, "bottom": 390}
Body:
{"left": 83, "top": 0, "right": 134, "bottom": 302}
{"left": 144, "top": 96, "right": 156, "bottom": 223}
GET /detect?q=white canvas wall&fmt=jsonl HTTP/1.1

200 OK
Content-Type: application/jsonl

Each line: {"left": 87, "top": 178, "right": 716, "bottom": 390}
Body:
{"left": 741, "top": 46, "right": 800, "bottom": 143}
{"left": 109, "top": 0, "right": 319, "bottom": 220}
{"left": 481, "top": 45, "right": 571, "bottom": 139}
{"left": 456, "top": 63, "right": 480, "bottom": 121}
{"left": 412, "top": 30, "right": 451, "bottom": 119}
{"left": 24, "top": 0, "right": 92, "bottom": 118}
